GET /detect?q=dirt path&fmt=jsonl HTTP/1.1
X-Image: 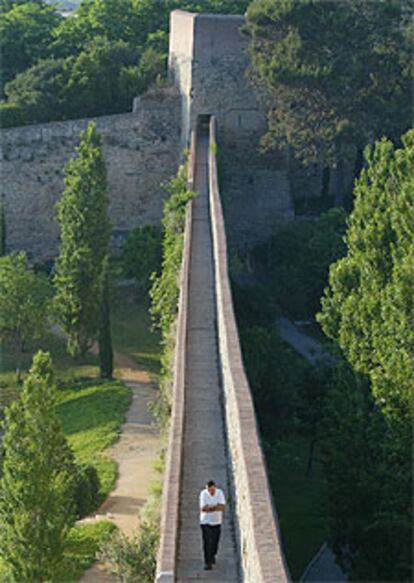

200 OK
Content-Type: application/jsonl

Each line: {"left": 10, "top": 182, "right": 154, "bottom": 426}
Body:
{"left": 80, "top": 350, "right": 161, "bottom": 582}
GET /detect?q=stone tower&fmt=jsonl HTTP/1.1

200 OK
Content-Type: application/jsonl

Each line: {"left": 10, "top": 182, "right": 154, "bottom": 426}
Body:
{"left": 169, "top": 10, "right": 294, "bottom": 252}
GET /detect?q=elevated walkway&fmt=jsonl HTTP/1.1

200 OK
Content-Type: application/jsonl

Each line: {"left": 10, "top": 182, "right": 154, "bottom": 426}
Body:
{"left": 176, "top": 127, "right": 239, "bottom": 581}
{"left": 156, "top": 117, "right": 289, "bottom": 583}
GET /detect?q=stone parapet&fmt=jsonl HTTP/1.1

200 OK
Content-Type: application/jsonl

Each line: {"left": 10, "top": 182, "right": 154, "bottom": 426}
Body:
{"left": 209, "top": 116, "right": 290, "bottom": 583}
{"left": 155, "top": 129, "right": 196, "bottom": 583}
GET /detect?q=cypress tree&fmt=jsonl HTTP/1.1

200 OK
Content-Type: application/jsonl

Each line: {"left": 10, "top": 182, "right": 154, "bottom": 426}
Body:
{"left": 0, "top": 351, "right": 76, "bottom": 581}
{"left": 53, "top": 122, "right": 111, "bottom": 356}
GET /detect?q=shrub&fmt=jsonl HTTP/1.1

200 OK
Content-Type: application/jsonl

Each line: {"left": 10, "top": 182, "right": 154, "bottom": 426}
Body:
{"left": 0, "top": 101, "right": 25, "bottom": 128}
{"left": 98, "top": 522, "right": 159, "bottom": 583}
{"left": 73, "top": 464, "right": 101, "bottom": 519}
{"left": 121, "top": 225, "right": 162, "bottom": 290}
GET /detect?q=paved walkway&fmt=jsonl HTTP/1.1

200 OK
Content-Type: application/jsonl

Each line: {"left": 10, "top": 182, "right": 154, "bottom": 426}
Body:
{"left": 301, "top": 543, "right": 346, "bottom": 582}
{"left": 279, "top": 317, "right": 332, "bottom": 366}
{"left": 176, "top": 131, "right": 240, "bottom": 582}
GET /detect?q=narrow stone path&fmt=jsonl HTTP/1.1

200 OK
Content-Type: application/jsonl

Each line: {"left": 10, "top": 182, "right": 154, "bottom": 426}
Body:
{"left": 176, "top": 131, "right": 240, "bottom": 581}
{"left": 80, "top": 350, "right": 161, "bottom": 582}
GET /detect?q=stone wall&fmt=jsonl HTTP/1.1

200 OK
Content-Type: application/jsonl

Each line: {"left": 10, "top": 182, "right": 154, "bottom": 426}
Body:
{"left": 155, "top": 129, "right": 196, "bottom": 583}
{"left": 0, "top": 87, "right": 181, "bottom": 261}
{"left": 209, "top": 116, "right": 289, "bottom": 582}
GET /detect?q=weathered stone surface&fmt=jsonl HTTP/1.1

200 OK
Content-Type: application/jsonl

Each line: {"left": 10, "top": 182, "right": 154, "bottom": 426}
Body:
{"left": 169, "top": 10, "right": 295, "bottom": 252}
{"left": 0, "top": 87, "right": 181, "bottom": 261}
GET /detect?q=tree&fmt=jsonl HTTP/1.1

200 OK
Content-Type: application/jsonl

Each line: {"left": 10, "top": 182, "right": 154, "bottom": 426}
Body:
{"left": 62, "top": 38, "right": 144, "bottom": 118}
{"left": 0, "top": 251, "right": 50, "bottom": 351}
{"left": 317, "top": 131, "right": 413, "bottom": 580}
{"left": 246, "top": 0, "right": 412, "bottom": 167}
{"left": 121, "top": 225, "right": 162, "bottom": 290}
{"left": 253, "top": 208, "right": 346, "bottom": 319}
{"left": 318, "top": 130, "right": 414, "bottom": 417}
{"left": 0, "top": 1, "right": 61, "bottom": 96}
{"left": 3, "top": 57, "right": 67, "bottom": 124}
{"left": 321, "top": 364, "right": 411, "bottom": 581}
{"left": 53, "top": 122, "right": 111, "bottom": 356}
{"left": 0, "top": 351, "right": 76, "bottom": 581}
{"left": 98, "top": 258, "right": 113, "bottom": 379}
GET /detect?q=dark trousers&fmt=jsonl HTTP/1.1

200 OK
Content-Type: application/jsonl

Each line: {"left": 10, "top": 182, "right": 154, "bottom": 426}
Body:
{"left": 201, "top": 524, "right": 221, "bottom": 565}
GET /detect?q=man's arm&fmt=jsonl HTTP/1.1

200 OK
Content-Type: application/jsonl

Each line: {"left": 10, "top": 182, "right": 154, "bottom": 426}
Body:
{"left": 214, "top": 490, "right": 226, "bottom": 512}
{"left": 201, "top": 503, "right": 226, "bottom": 512}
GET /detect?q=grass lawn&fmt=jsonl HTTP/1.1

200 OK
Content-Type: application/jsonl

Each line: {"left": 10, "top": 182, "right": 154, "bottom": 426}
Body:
{"left": 264, "top": 435, "right": 328, "bottom": 581}
{"left": 56, "top": 521, "right": 116, "bottom": 582}
{"left": 111, "top": 284, "right": 161, "bottom": 373}
{"left": 0, "top": 286, "right": 161, "bottom": 580}
{"left": 57, "top": 378, "right": 131, "bottom": 499}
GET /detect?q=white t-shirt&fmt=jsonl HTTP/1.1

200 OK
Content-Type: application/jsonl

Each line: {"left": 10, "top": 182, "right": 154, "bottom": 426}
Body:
{"left": 199, "top": 488, "right": 226, "bottom": 525}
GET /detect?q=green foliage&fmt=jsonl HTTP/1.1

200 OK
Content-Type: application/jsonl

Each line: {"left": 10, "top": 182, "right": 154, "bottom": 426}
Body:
{"left": 110, "top": 289, "right": 161, "bottom": 374}
{"left": 0, "top": 0, "right": 61, "bottom": 96}
{"left": 57, "top": 378, "right": 131, "bottom": 499}
{"left": 57, "top": 521, "right": 116, "bottom": 582}
{"left": 0, "top": 202, "right": 6, "bottom": 255}
{"left": 121, "top": 225, "right": 163, "bottom": 290}
{"left": 318, "top": 130, "right": 414, "bottom": 417}
{"left": 73, "top": 463, "right": 101, "bottom": 519}
{"left": 321, "top": 364, "right": 411, "bottom": 581}
{"left": 233, "top": 281, "right": 330, "bottom": 577}
{"left": 246, "top": 0, "right": 412, "bottom": 165}
{"left": 0, "top": 251, "right": 51, "bottom": 351}
{"left": 254, "top": 208, "right": 346, "bottom": 319}
{"left": 98, "top": 450, "right": 164, "bottom": 582}
{"left": 316, "top": 131, "right": 413, "bottom": 580}
{"left": 0, "top": 100, "right": 24, "bottom": 127}
{"left": 150, "top": 164, "right": 194, "bottom": 335}
{"left": 265, "top": 435, "right": 328, "bottom": 580}
{"left": 0, "top": 351, "right": 76, "bottom": 582}
{"left": 149, "top": 163, "right": 194, "bottom": 426}
{"left": 0, "top": 0, "right": 250, "bottom": 126}
{"left": 98, "top": 522, "right": 159, "bottom": 582}
{"left": 53, "top": 122, "right": 111, "bottom": 357}
{"left": 3, "top": 58, "right": 67, "bottom": 124}
{"left": 177, "top": 0, "right": 249, "bottom": 13}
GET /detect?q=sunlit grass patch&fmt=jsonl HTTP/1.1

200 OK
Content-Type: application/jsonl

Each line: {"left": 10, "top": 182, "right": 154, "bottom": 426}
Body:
{"left": 56, "top": 521, "right": 116, "bottom": 582}
{"left": 57, "top": 379, "right": 131, "bottom": 500}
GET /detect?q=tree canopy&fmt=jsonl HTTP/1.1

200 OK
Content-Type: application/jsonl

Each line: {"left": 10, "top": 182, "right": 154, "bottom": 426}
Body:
{"left": 0, "top": 0, "right": 61, "bottom": 96}
{"left": 318, "top": 129, "right": 414, "bottom": 418}
{"left": 317, "top": 130, "right": 413, "bottom": 580}
{"left": 0, "top": 0, "right": 251, "bottom": 126}
{"left": 0, "top": 251, "right": 50, "bottom": 351}
{"left": 246, "top": 0, "right": 412, "bottom": 166}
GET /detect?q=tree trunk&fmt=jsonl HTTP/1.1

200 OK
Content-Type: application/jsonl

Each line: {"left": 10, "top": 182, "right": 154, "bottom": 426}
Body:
{"left": 334, "top": 140, "right": 345, "bottom": 207}
{"left": 306, "top": 437, "right": 318, "bottom": 476}
{"left": 98, "top": 263, "right": 113, "bottom": 380}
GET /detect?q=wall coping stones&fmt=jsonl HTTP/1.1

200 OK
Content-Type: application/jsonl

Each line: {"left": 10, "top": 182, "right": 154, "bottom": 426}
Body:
{"left": 208, "top": 116, "right": 290, "bottom": 583}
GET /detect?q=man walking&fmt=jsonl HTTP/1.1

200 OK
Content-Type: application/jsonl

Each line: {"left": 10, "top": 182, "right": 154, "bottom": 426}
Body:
{"left": 199, "top": 480, "right": 226, "bottom": 570}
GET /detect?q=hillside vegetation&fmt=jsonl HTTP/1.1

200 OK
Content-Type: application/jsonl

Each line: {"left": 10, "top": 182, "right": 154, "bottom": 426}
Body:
{"left": 0, "top": 0, "right": 250, "bottom": 127}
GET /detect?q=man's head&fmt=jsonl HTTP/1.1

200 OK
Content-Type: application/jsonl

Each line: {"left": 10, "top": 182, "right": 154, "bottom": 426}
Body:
{"left": 207, "top": 480, "right": 216, "bottom": 495}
